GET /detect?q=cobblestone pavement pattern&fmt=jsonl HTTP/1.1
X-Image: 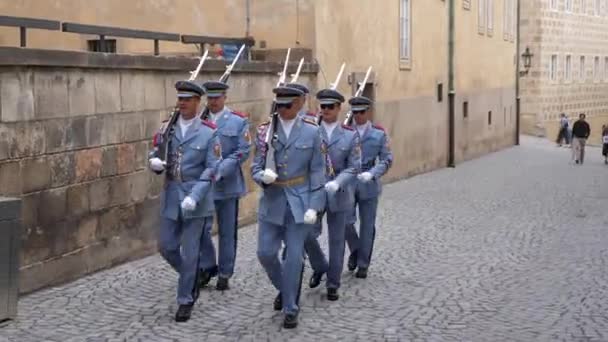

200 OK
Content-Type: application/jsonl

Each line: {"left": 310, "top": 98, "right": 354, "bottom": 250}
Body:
{"left": 2, "top": 137, "right": 608, "bottom": 342}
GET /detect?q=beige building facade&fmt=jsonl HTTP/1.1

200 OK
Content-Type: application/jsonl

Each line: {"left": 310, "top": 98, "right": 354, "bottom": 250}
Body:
{"left": 315, "top": 0, "right": 517, "bottom": 177}
{"left": 520, "top": 0, "right": 608, "bottom": 143}
{"left": 0, "top": 0, "right": 315, "bottom": 54}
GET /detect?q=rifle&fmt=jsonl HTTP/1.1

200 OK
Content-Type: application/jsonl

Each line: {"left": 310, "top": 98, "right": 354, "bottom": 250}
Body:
{"left": 318, "top": 62, "right": 346, "bottom": 124}
{"left": 343, "top": 66, "right": 372, "bottom": 127}
{"left": 263, "top": 48, "right": 292, "bottom": 172}
{"left": 290, "top": 58, "right": 305, "bottom": 83}
{"left": 157, "top": 50, "right": 209, "bottom": 163}
{"left": 200, "top": 44, "right": 247, "bottom": 120}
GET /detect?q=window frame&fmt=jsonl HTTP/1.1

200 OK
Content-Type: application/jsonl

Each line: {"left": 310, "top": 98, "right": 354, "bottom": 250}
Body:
{"left": 399, "top": 0, "right": 412, "bottom": 69}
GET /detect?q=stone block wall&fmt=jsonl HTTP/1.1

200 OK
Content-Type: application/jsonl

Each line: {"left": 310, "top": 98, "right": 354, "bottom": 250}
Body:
{"left": 0, "top": 47, "right": 316, "bottom": 293}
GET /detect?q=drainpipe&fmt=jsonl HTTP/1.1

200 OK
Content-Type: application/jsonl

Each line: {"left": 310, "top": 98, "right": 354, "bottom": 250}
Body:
{"left": 515, "top": 0, "right": 521, "bottom": 146}
{"left": 245, "top": 0, "right": 251, "bottom": 37}
{"left": 447, "top": 0, "right": 456, "bottom": 167}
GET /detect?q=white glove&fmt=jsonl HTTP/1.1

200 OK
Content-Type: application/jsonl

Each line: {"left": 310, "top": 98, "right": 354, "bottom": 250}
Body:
{"left": 149, "top": 157, "right": 166, "bottom": 172}
{"left": 357, "top": 172, "right": 373, "bottom": 183}
{"left": 303, "top": 209, "right": 318, "bottom": 225}
{"left": 324, "top": 180, "right": 340, "bottom": 194}
{"left": 261, "top": 169, "right": 278, "bottom": 184}
{"left": 181, "top": 196, "right": 197, "bottom": 211}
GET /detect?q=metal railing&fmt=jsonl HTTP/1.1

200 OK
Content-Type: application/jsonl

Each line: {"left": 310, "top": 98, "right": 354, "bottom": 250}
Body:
{"left": 0, "top": 15, "right": 253, "bottom": 57}
{"left": 0, "top": 15, "right": 61, "bottom": 47}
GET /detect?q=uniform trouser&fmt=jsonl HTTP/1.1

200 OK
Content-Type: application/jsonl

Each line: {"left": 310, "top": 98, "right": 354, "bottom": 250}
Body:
{"left": 257, "top": 211, "right": 311, "bottom": 315}
{"left": 304, "top": 210, "right": 347, "bottom": 289}
{"left": 345, "top": 197, "right": 379, "bottom": 269}
{"left": 198, "top": 215, "right": 218, "bottom": 276}
{"left": 159, "top": 215, "right": 210, "bottom": 305}
{"left": 572, "top": 137, "right": 586, "bottom": 163}
{"left": 198, "top": 198, "right": 239, "bottom": 278}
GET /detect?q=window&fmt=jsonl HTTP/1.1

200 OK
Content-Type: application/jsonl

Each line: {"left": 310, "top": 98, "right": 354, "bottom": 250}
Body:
{"left": 594, "top": 56, "right": 600, "bottom": 80}
{"left": 487, "top": 0, "right": 494, "bottom": 36}
{"left": 87, "top": 39, "right": 117, "bottom": 53}
{"left": 503, "top": 0, "right": 510, "bottom": 40}
{"left": 399, "top": 0, "right": 411, "bottom": 64}
{"left": 565, "top": 55, "right": 572, "bottom": 81}
{"left": 582, "top": 0, "right": 587, "bottom": 14}
{"left": 488, "top": 111, "right": 492, "bottom": 125}
{"left": 550, "top": 0, "right": 558, "bottom": 10}
{"left": 478, "top": 0, "right": 486, "bottom": 34}
{"left": 463, "top": 101, "right": 469, "bottom": 118}
{"left": 604, "top": 57, "right": 608, "bottom": 80}
{"left": 463, "top": 0, "right": 471, "bottom": 10}
{"left": 550, "top": 54, "right": 558, "bottom": 81}
{"left": 566, "top": 0, "right": 573, "bottom": 11}
{"left": 437, "top": 83, "right": 443, "bottom": 102}
{"left": 510, "top": 0, "right": 516, "bottom": 41}
{"left": 595, "top": 0, "right": 601, "bottom": 15}
{"left": 580, "top": 56, "right": 586, "bottom": 81}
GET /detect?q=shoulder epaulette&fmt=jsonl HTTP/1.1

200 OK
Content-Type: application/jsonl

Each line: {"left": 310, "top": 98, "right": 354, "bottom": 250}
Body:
{"left": 302, "top": 117, "right": 318, "bottom": 126}
{"left": 202, "top": 120, "right": 217, "bottom": 129}
{"left": 231, "top": 110, "right": 248, "bottom": 119}
{"left": 372, "top": 124, "right": 385, "bottom": 132}
{"left": 342, "top": 124, "right": 354, "bottom": 131}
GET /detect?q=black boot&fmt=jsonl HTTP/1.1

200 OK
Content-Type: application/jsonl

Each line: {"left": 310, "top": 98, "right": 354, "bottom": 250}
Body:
{"left": 283, "top": 312, "right": 299, "bottom": 329}
{"left": 175, "top": 304, "right": 194, "bottom": 322}
{"left": 347, "top": 251, "right": 358, "bottom": 271}
{"left": 355, "top": 267, "right": 368, "bottom": 279}
{"left": 327, "top": 288, "right": 339, "bottom": 301}
{"left": 198, "top": 271, "right": 212, "bottom": 288}
{"left": 308, "top": 271, "right": 324, "bottom": 289}
{"left": 273, "top": 292, "right": 282, "bottom": 311}
{"left": 216, "top": 277, "right": 229, "bottom": 291}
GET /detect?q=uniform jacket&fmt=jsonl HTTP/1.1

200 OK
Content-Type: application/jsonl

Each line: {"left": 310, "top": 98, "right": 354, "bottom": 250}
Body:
{"left": 251, "top": 115, "right": 326, "bottom": 225}
{"left": 321, "top": 123, "right": 361, "bottom": 212}
{"left": 356, "top": 123, "right": 393, "bottom": 200}
{"left": 212, "top": 107, "right": 251, "bottom": 200}
{"left": 151, "top": 118, "right": 221, "bottom": 219}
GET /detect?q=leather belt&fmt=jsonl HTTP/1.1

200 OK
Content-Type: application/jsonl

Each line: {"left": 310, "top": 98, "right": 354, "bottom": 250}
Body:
{"left": 274, "top": 175, "right": 307, "bottom": 187}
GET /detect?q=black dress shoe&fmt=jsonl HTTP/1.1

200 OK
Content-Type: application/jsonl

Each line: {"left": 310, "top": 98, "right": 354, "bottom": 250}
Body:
{"left": 198, "top": 271, "right": 212, "bottom": 288}
{"left": 309, "top": 272, "right": 324, "bottom": 289}
{"left": 283, "top": 312, "right": 299, "bottom": 329}
{"left": 355, "top": 267, "right": 368, "bottom": 279}
{"left": 273, "top": 293, "right": 282, "bottom": 311}
{"left": 216, "top": 277, "right": 229, "bottom": 291}
{"left": 327, "top": 288, "right": 339, "bottom": 301}
{"left": 347, "top": 251, "right": 358, "bottom": 271}
{"left": 175, "top": 304, "right": 194, "bottom": 322}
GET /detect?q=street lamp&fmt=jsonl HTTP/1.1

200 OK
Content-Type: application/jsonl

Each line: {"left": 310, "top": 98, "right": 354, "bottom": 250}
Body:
{"left": 519, "top": 47, "right": 533, "bottom": 76}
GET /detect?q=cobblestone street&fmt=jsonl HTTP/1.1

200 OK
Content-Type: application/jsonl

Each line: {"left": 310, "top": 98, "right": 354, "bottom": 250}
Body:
{"left": 2, "top": 137, "right": 608, "bottom": 342}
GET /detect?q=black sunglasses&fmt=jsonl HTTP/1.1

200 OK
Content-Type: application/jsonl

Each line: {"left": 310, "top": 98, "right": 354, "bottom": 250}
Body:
{"left": 353, "top": 110, "right": 366, "bottom": 115}
{"left": 277, "top": 103, "right": 293, "bottom": 109}
{"left": 320, "top": 104, "right": 336, "bottom": 110}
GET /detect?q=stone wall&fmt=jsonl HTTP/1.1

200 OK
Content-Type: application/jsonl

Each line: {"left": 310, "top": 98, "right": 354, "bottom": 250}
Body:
{"left": 0, "top": 47, "right": 316, "bottom": 293}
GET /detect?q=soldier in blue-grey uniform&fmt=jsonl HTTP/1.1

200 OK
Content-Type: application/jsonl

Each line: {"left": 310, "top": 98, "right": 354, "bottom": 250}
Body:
{"left": 149, "top": 80, "right": 221, "bottom": 322}
{"left": 304, "top": 88, "right": 361, "bottom": 301}
{"left": 286, "top": 83, "right": 316, "bottom": 119}
{"left": 344, "top": 96, "right": 393, "bottom": 279}
{"left": 197, "top": 81, "right": 251, "bottom": 291}
{"left": 251, "top": 86, "right": 326, "bottom": 329}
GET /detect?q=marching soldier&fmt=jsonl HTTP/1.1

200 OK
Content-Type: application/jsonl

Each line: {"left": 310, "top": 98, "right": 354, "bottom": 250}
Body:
{"left": 197, "top": 81, "right": 251, "bottom": 291}
{"left": 344, "top": 96, "right": 393, "bottom": 279}
{"left": 252, "top": 86, "right": 326, "bottom": 329}
{"left": 304, "top": 88, "right": 361, "bottom": 301}
{"left": 148, "top": 80, "right": 221, "bottom": 322}
{"left": 286, "top": 83, "right": 314, "bottom": 118}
